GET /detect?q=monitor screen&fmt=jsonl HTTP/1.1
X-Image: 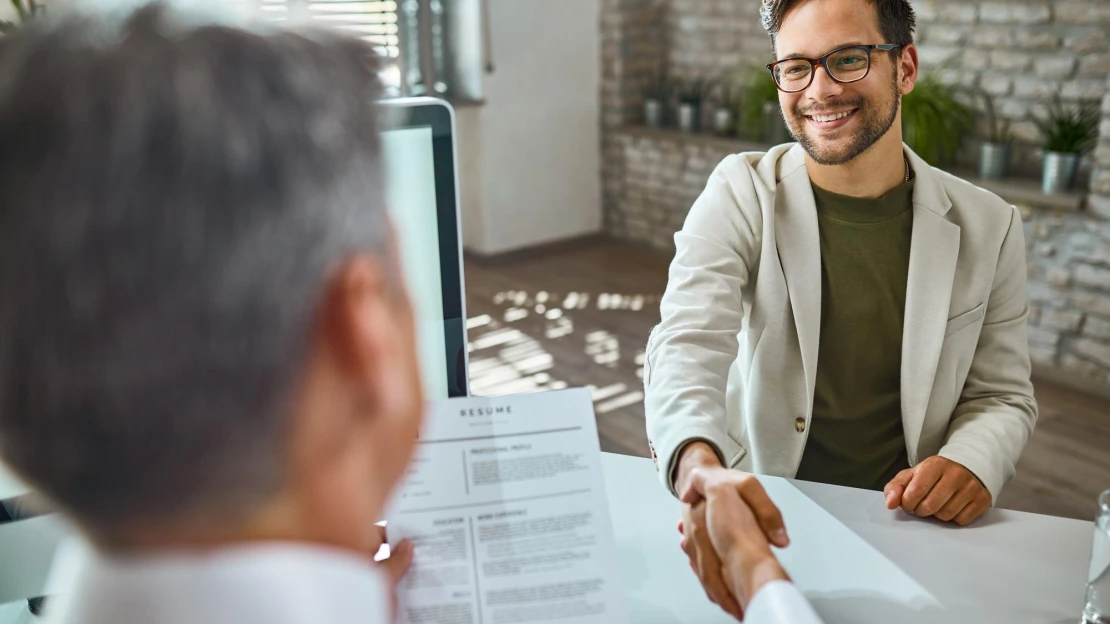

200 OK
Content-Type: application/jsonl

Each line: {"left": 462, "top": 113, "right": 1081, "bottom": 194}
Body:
{"left": 382, "top": 126, "right": 449, "bottom": 399}
{"left": 381, "top": 120, "right": 463, "bottom": 399}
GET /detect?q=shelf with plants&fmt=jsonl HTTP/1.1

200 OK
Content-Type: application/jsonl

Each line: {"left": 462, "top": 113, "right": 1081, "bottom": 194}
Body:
{"left": 638, "top": 64, "right": 788, "bottom": 145}
{"left": 629, "top": 64, "right": 1100, "bottom": 211}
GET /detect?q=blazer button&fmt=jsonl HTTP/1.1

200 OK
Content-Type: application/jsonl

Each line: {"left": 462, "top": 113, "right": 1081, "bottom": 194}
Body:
{"left": 795, "top": 417, "right": 806, "bottom": 433}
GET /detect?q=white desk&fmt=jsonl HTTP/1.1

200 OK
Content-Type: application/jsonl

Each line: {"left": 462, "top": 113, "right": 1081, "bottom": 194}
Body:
{"left": 0, "top": 516, "right": 70, "bottom": 606}
{"left": 0, "top": 464, "right": 30, "bottom": 501}
{"left": 0, "top": 453, "right": 1096, "bottom": 624}
{"left": 603, "top": 453, "right": 1094, "bottom": 624}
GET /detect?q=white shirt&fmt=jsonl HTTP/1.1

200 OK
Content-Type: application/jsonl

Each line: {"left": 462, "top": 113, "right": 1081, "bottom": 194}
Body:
{"left": 39, "top": 540, "right": 819, "bottom": 624}
{"left": 747, "top": 580, "right": 824, "bottom": 623}
{"left": 42, "top": 542, "right": 393, "bottom": 624}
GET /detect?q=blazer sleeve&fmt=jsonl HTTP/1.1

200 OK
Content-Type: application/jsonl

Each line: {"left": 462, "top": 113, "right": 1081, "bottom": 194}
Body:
{"left": 644, "top": 155, "right": 763, "bottom": 496}
{"left": 938, "top": 206, "right": 1038, "bottom": 503}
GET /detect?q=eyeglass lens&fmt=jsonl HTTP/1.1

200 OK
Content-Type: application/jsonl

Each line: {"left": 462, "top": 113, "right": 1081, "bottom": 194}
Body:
{"left": 773, "top": 46, "right": 871, "bottom": 92}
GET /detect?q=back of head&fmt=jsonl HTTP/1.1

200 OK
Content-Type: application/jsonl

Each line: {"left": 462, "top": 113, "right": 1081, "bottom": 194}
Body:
{"left": 0, "top": 2, "right": 388, "bottom": 535}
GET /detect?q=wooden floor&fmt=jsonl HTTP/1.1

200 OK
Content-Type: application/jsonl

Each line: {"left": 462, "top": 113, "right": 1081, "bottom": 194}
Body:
{"left": 465, "top": 238, "right": 1110, "bottom": 522}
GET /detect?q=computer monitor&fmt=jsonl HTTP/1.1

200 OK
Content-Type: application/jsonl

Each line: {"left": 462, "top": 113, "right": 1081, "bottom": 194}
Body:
{"left": 379, "top": 98, "right": 469, "bottom": 398}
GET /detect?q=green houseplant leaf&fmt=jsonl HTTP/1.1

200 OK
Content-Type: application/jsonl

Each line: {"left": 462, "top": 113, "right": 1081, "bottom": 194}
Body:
{"left": 976, "top": 87, "right": 1013, "bottom": 144}
{"left": 4, "top": 0, "right": 41, "bottom": 28}
{"left": 740, "top": 65, "right": 780, "bottom": 141}
{"left": 1030, "top": 95, "right": 1100, "bottom": 154}
{"left": 901, "top": 70, "right": 974, "bottom": 166}
{"left": 10, "top": 0, "right": 27, "bottom": 22}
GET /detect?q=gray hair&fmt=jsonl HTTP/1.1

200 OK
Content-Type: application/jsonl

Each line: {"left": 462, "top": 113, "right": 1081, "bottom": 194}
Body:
{"left": 0, "top": 2, "right": 389, "bottom": 532}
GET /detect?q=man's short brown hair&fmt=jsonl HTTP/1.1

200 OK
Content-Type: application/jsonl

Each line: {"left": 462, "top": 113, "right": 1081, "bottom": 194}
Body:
{"left": 760, "top": 0, "right": 917, "bottom": 51}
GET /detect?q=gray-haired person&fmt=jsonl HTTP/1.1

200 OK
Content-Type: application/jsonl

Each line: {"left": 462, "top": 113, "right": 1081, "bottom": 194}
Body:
{"left": 0, "top": 3, "right": 424, "bottom": 622}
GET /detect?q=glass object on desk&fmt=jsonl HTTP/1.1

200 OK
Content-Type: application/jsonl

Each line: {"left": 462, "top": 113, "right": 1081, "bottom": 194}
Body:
{"left": 1085, "top": 489, "right": 1110, "bottom": 624}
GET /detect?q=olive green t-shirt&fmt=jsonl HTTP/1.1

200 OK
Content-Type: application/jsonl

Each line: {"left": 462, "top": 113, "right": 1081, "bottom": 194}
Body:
{"left": 793, "top": 178, "right": 915, "bottom": 491}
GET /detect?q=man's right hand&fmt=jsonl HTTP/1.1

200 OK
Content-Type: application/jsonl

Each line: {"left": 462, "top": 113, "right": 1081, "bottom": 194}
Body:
{"left": 673, "top": 442, "right": 790, "bottom": 617}
{"left": 681, "top": 466, "right": 792, "bottom": 613}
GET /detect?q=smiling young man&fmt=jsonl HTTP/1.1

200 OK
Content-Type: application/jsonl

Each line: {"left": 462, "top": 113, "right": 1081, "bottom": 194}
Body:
{"left": 643, "top": 0, "right": 1037, "bottom": 619}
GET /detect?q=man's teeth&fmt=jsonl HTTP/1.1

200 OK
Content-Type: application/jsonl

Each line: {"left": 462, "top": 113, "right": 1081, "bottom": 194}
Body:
{"left": 812, "top": 110, "right": 853, "bottom": 122}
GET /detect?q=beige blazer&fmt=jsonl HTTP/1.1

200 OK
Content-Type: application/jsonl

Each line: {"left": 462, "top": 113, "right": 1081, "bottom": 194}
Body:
{"left": 644, "top": 143, "right": 1037, "bottom": 503}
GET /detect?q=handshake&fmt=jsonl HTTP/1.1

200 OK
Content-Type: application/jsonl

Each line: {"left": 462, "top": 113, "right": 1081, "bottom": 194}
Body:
{"left": 674, "top": 441, "right": 992, "bottom": 621}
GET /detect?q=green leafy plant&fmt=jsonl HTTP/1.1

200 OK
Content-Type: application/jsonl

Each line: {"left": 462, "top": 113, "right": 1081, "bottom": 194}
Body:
{"left": 737, "top": 65, "right": 780, "bottom": 139}
{"left": 1030, "top": 95, "right": 1100, "bottom": 154}
{"left": 1, "top": 0, "right": 42, "bottom": 32}
{"left": 977, "top": 88, "right": 1013, "bottom": 144}
{"left": 901, "top": 70, "right": 974, "bottom": 166}
{"left": 677, "top": 77, "right": 713, "bottom": 106}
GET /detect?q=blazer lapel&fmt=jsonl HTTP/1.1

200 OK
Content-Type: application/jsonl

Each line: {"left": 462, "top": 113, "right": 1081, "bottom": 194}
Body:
{"left": 900, "top": 146, "right": 960, "bottom": 458}
{"left": 775, "top": 145, "right": 822, "bottom": 412}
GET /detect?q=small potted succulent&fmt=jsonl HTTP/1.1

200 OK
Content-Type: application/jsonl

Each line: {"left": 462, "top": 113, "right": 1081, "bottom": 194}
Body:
{"left": 713, "top": 84, "right": 742, "bottom": 136}
{"left": 676, "top": 77, "right": 712, "bottom": 134}
{"left": 1031, "top": 95, "right": 1100, "bottom": 194}
{"left": 642, "top": 73, "right": 672, "bottom": 129}
{"left": 977, "top": 89, "right": 1014, "bottom": 180}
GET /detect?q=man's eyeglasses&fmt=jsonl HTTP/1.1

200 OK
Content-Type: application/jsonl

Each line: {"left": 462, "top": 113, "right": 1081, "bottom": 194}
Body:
{"left": 766, "top": 44, "right": 903, "bottom": 93}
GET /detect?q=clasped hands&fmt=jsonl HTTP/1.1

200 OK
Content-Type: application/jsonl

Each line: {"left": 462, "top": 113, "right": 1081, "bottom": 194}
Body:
{"left": 676, "top": 443, "right": 991, "bottom": 620}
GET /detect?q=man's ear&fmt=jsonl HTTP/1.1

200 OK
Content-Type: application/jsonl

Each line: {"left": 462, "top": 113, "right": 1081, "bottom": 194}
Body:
{"left": 899, "top": 44, "right": 919, "bottom": 95}
{"left": 320, "top": 255, "right": 402, "bottom": 416}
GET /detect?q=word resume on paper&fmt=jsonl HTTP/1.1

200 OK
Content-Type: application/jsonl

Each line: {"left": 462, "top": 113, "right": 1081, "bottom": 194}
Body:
{"left": 385, "top": 388, "right": 629, "bottom": 624}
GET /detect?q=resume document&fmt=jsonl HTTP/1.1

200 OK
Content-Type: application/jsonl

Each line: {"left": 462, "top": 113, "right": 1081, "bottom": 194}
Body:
{"left": 385, "top": 389, "right": 628, "bottom": 624}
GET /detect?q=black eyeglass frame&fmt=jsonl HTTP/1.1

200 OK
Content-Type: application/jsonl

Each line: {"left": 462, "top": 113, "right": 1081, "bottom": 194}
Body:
{"left": 765, "top": 44, "right": 903, "bottom": 93}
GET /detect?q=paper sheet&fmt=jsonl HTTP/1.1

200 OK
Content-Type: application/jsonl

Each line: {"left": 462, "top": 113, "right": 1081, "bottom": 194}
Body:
{"left": 385, "top": 388, "right": 628, "bottom": 624}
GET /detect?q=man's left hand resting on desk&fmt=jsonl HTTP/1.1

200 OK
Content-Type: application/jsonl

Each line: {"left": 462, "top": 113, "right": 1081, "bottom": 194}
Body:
{"left": 883, "top": 456, "right": 992, "bottom": 526}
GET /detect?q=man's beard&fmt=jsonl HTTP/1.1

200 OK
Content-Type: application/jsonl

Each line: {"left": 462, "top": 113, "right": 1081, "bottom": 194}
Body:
{"left": 785, "top": 68, "right": 900, "bottom": 166}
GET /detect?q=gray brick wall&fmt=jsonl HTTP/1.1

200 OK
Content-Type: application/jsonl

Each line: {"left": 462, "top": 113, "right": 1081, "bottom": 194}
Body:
{"left": 913, "top": 0, "right": 1110, "bottom": 157}
{"left": 1091, "top": 85, "right": 1110, "bottom": 220}
{"left": 618, "top": 0, "right": 1110, "bottom": 175}
{"left": 606, "top": 129, "right": 731, "bottom": 250}
{"left": 1022, "top": 206, "right": 1110, "bottom": 382}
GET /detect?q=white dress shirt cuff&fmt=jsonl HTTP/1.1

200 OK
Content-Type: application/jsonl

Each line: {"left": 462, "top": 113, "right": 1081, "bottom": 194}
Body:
{"left": 745, "top": 580, "right": 823, "bottom": 624}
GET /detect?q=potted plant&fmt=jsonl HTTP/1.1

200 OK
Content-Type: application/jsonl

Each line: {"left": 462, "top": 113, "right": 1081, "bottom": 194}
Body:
{"left": 977, "top": 89, "right": 1014, "bottom": 180}
{"left": 1031, "top": 95, "right": 1100, "bottom": 194}
{"left": 901, "top": 70, "right": 974, "bottom": 166}
{"left": 1, "top": 0, "right": 43, "bottom": 32}
{"left": 740, "top": 65, "right": 786, "bottom": 144}
{"left": 713, "top": 84, "right": 742, "bottom": 136}
{"left": 643, "top": 73, "right": 672, "bottom": 129}
{"left": 676, "top": 77, "right": 711, "bottom": 134}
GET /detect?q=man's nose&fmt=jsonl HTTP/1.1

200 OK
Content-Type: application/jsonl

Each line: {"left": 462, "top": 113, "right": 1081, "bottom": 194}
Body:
{"left": 805, "top": 63, "right": 845, "bottom": 102}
